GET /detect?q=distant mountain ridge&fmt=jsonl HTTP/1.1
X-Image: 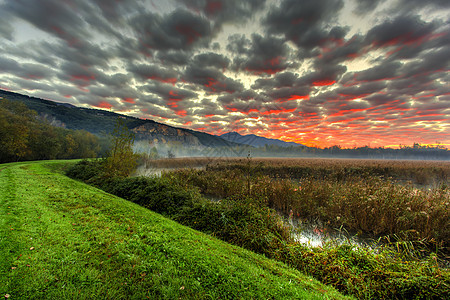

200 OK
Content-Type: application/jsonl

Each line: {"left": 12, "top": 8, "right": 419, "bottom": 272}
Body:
{"left": 0, "top": 89, "right": 236, "bottom": 148}
{"left": 1, "top": 89, "right": 306, "bottom": 150}
{"left": 220, "top": 132, "right": 305, "bottom": 148}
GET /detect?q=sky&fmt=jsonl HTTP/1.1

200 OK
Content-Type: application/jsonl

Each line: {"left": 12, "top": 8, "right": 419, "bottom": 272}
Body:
{"left": 0, "top": 0, "right": 449, "bottom": 148}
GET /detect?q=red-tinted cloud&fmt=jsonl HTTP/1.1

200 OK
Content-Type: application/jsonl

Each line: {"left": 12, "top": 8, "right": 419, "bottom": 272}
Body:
{"left": 70, "top": 74, "right": 95, "bottom": 82}
{"left": 176, "top": 109, "right": 187, "bottom": 117}
{"left": 328, "top": 108, "right": 369, "bottom": 117}
{"left": 122, "top": 97, "right": 135, "bottom": 103}
{"left": 206, "top": 0, "right": 222, "bottom": 15}
{"left": 313, "top": 79, "right": 336, "bottom": 86}
{"left": 148, "top": 76, "right": 177, "bottom": 85}
{"left": 245, "top": 56, "right": 287, "bottom": 75}
{"left": 261, "top": 108, "right": 296, "bottom": 115}
{"left": 286, "top": 95, "right": 309, "bottom": 101}
{"left": 94, "top": 101, "right": 113, "bottom": 109}
{"left": 204, "top": 77, "right": 228, "bottom": 93}
{"left": 176, "top": 25, "right": 200, "bottom": 44}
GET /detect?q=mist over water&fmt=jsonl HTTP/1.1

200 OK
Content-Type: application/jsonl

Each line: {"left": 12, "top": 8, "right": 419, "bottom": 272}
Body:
{"left": 133, "top": 139, "right": 449, "bottom": 162}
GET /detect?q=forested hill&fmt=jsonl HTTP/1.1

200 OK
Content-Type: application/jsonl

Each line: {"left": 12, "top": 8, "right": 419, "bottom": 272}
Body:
{"left": 0, "top": 89, "right": 236, "bottom": 148}
{"left": 0, "top": 98, "right": 100, "bottom": 163}
{"left": 0, "top": 89, "right": 154, "bottom": 134}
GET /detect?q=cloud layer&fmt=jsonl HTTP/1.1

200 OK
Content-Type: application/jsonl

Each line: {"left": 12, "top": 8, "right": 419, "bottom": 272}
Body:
{"left": 0, "top": 0, "right": 449, "bottom": 147}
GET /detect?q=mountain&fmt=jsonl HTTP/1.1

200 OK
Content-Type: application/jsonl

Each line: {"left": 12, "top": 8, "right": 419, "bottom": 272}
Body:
{"left": 0, "top": 89, "right": 237, "bottom": 148}
{"left": 220, "top": 132, "right": 305, "bottom": 148}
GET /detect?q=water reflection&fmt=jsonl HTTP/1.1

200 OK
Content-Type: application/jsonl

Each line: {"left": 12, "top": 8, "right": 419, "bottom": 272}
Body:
{"left": 285, "top": 214, "right": 377, "bottom": 250}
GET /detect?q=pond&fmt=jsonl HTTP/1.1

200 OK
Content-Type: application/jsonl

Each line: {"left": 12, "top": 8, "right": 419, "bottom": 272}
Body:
{"left": 284, "top": 212, "right": 379, "bottom": 249}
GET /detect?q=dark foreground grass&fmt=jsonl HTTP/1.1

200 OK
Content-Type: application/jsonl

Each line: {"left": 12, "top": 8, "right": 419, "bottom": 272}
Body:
{"left": 0, "top": 161, "right": 349, "bottom": 299}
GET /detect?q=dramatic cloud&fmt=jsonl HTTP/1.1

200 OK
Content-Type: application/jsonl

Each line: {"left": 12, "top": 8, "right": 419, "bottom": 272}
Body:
{"left": 128, "top": 63, "right": 179, "bottom": 85}
{"left": 184, "top": 65, "right": 244, "bottom": 93}
{"left": 0, "top": 3, "right": 14, "bottom": 40}
{"left": 365, "top": 15, "right": 441, "bottom": 50}
{"left": 5, "top": 0, "right": 90, "bottom": 47}
{"left": 130, "top": 8, "right": 212, "bottom": 53}
{"left": 353, "top": 0, "right": 386, "bottom": 15}
{"left": 264, "top": 0, "right": 347, "bottom": 51}
{"left": 0, "top": 0, "right": 449, "bottom": 148}
{"left": 229, "top": 34, "right": 291, "bottom": 75}
{"left": 177, "top": 0, "right": 267, "bottom": 28}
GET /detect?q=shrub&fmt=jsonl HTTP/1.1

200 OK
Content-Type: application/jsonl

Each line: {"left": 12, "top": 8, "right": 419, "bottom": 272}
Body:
{"left": 65, "top": 159, "right": 105, "bottom": 182}
{"left": 174, "top": 200, "right": 223, "bottom": 233}
{"left": 214, "top": 195, "right": 291, "bottom": 256}
{"left": 67, "top": 161, "right": 198, "bottom": 217}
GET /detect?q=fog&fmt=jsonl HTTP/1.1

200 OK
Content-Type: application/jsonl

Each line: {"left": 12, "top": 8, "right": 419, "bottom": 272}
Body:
{"left": 133, "top": 140, "right": 449, "bottom": 161}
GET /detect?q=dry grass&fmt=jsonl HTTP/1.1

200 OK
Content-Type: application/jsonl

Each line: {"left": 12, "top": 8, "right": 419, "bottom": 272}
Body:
{"left": 161, "top": 158, "right": 450, "bottom": 256}
{"left": 207, "top": 157, "right": 450, "bottom": 186}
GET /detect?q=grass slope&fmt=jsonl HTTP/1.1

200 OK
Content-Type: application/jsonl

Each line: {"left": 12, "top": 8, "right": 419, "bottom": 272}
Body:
{"left": 0, "top": 161, "right": 350, "bottom": 299}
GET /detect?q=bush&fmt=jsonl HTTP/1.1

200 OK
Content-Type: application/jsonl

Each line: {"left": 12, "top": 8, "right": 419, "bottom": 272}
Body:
{"left": 67, "top": 160, "right": 200, "bottom": 217}
{"left": 65, "top": 159, "right": 105, "bottom": 182}
{"left": 213, "top": 195, "right": 290, "bottom": 255}
{"left": 174, "top": 200, "right": 223, "bottom": 233}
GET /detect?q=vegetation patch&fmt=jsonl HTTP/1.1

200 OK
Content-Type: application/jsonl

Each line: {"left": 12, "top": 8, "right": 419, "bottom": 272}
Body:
{"left": 67, "top": 158, "right": 450, "bottom": 299}
{"left": 0, "top": 99, "right": 100, "bottom": 163}
{"left": 169, "top": 167, "right": 449, "bottom": 254}
{"left": 1, "top": 161, "right": 346, "bottom": 299}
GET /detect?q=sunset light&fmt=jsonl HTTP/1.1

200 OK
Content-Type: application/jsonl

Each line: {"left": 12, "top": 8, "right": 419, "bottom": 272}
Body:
{"left": 0, "top": 0, "right": 448, "bottom": 148}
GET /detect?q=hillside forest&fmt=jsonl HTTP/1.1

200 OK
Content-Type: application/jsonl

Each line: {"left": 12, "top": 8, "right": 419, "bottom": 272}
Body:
{"left": 0, "top": 99, "right": 101, "bottom": 163}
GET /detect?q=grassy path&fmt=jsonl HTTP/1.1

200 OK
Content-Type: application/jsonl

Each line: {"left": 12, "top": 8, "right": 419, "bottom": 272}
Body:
{"left": 0, "top": 161, "right": 350, "bottom": 299}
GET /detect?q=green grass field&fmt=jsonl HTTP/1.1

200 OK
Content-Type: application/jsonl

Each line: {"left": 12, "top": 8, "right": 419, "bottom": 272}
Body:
{"left": 0, "top": 161, "right": 350, "bottom": 299}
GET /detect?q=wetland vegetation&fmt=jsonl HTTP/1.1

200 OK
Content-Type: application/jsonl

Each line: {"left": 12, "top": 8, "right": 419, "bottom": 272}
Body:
{"left": 66, "top": 157, "right": 450, "bottom": 299}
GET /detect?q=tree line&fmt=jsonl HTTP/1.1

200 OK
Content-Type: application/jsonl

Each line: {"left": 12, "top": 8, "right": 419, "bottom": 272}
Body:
{"left": 0, "top": 98, "right": 101, "bottom": 163}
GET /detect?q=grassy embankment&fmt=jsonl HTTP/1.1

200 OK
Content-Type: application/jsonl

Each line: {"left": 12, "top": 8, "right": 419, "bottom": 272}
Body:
{"left": 0, "top": 161, "right": 349, "bottom": 299}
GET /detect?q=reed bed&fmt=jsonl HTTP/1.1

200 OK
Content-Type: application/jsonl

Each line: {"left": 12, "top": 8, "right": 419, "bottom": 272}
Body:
{"left": 144, "top": 156, "right": 449, "bottom": 185}
{"left": 163, "top": 158, "right": 450, "bottom": 256}
{"left": 207, "top": 157, "right": 450, "bottom": 186}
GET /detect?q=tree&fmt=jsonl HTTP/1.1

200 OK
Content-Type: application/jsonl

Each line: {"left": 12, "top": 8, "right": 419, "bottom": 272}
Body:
{"left": 64, "top": 133, "right": 77, "bottom": 158}
{"left": 149, "top": 146, "right": 159, "bottom": 159}
{"left": 104, "top": 118, "right": 137, "bottom": 177}
{"left": 28, "top": 124, "right": 62, "bottom": 160}
{"left": 0, "top": 100, "right": 33, "bottom": 162}
{"left": 72, "top": 130, "right": 100, "bottom": 159}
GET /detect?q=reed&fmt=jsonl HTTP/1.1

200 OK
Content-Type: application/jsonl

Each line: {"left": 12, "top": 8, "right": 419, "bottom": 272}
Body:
{"left": 165, "top": 159, "right": 449, "bottom": 255}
